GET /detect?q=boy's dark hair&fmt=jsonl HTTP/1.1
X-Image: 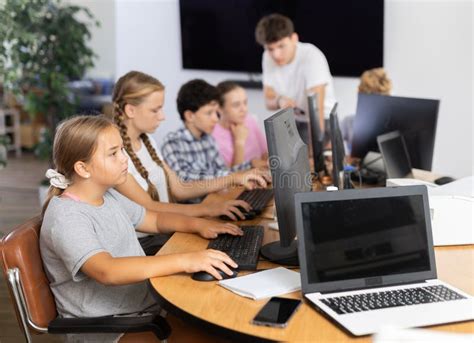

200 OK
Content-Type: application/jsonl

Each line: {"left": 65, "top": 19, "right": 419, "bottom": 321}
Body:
{"left": 216, "top": 81, "right": 241, "bottom": 106}
{"left": 176, "top": 79, "right": 219, "bottom": 121}
{"left": 255, "top": 13, "right": 294, "bottom": 46}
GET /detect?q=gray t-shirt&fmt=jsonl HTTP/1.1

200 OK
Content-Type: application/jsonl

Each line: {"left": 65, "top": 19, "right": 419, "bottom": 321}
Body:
{"left": 40, "top": 189, "right": 157, "bottom": 320}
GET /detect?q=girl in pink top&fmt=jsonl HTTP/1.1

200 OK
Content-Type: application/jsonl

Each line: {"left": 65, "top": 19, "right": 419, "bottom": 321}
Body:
{"left": 213, "top": 82, "right": 268, "bottom": 168}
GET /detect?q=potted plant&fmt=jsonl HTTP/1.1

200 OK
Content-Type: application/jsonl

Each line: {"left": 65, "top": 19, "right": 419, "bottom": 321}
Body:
{"left": 0, "top": 0, "right": 99, "bottom": 203}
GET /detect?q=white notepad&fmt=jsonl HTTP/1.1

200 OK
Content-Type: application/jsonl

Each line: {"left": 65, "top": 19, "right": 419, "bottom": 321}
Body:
{"left": 218, "top": 267, "right": 301, "bottom": 300}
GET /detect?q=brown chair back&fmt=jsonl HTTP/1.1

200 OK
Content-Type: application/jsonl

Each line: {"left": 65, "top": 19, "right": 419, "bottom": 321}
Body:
{"left": 0, "top": 216, "right": 57, "bottom": 330}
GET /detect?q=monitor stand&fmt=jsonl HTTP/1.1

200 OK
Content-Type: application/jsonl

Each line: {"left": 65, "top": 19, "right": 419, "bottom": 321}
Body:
{"left": 260, "top": 240, "right": 299, "bottom": 266}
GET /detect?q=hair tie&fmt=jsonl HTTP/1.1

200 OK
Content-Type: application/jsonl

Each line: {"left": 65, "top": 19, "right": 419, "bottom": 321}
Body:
{"left": 45, "top": 169, "right": 70, "bottom": 189}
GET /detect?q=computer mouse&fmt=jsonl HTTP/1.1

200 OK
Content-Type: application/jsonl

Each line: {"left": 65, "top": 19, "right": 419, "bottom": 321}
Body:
{"left": 191, "top": 269, "right": 238, "bottom": 282}
{"left": 434, "top": 176, "right": 455, "bottom": 185}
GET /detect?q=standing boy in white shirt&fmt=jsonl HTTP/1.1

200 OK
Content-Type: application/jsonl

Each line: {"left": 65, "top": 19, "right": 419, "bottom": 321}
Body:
{"left": 255, "top": 13, "right": 336, "bottom": 143}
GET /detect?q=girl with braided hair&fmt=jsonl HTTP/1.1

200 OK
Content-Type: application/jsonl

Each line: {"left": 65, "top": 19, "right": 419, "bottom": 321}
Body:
{"left": 111, "top": 71, "right": 270, "bottom": 255}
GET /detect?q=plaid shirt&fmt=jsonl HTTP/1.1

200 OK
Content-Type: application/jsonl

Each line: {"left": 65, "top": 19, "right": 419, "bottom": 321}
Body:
{"left": 161, "top": 127, "right": 251, "bottom": 181}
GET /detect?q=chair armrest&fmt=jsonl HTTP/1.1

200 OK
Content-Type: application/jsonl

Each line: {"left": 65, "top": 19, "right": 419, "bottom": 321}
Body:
{"left": 48, "top": 313, "right": 171, "bottom": 340}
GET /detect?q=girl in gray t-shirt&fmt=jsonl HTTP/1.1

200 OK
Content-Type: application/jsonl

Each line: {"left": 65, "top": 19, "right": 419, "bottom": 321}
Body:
{"left": 40, "top": 116, "right": 241, "bottom": 342}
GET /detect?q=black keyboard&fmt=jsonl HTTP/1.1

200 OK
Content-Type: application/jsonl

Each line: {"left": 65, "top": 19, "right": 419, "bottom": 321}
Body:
{"left": 321, "top": 285, "right": 466, "bottom": 315}
{"left": 220, "top": 189, "right": 274, "bottom": 221}
{"left": 207, "top": 225, "right": 264, "bottom": 270}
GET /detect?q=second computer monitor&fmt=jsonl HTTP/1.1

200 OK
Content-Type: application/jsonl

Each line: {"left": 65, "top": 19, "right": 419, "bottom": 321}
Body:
{"left": 329, "top": 104, "right": 345, "bottom": 187}
{"left": 307, "top": 93, "right": 325, "bottom": 173}
{"left": 264, "top": 107, "right": 312, "bottom": 265}
{"left": 351, "top": 94, "right": 439, "bottom": 170}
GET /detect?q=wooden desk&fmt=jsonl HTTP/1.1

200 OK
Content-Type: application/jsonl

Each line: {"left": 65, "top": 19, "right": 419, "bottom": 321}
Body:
{"left": 149, "top": 188, "right": 474, "bottom": 342}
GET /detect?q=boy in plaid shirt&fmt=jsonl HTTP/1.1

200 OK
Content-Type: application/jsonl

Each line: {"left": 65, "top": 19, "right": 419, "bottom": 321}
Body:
{"left": 161, "top": 79, "right": 266, "bottom": 182}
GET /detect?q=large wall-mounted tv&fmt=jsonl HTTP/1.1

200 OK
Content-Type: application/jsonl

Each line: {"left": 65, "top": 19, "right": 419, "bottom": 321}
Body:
{"left": 179, "top": 0, "right": 384, "bottom": 77}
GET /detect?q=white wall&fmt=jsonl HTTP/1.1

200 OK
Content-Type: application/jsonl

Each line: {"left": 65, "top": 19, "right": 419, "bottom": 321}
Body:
{"left": 472, "top": 0, "right": 474, "bottom": 176}
{"left": 115, "top": 0, "right": 271, "bottom": 141}
{"left": 384, "top": 0, "right": 473, "bottom": 178}
{"left": 71, "top": 0, "right": 116, "bottom": 79}
{"left": 115, "top": 0, "right": 473, "bottom": 178}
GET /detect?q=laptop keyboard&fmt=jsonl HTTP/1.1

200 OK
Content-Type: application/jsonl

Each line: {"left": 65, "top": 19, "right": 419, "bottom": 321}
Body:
{"left": 207, "top": 225, "right": 264, "bottom": 270}
{"left": 321, "top": 285, "right": 466, "bottom": 315}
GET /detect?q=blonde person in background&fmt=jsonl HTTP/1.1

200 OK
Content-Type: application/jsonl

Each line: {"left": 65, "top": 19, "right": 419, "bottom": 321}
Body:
{"left": 212, "top": 81, "right": 268, "bottom": 168}
{"left": 341, "top": 67, "right": 392, "bottom": 152}
{"left": 111, "top": 71, "right": 269, "bottom": 255}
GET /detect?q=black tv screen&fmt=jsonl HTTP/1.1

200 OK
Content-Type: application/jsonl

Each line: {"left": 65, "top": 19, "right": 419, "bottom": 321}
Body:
{"left": 179, "top": 0, "right": 384, "bottom": 77}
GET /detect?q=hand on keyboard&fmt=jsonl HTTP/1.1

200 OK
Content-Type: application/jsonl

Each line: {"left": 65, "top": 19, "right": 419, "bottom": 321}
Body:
{"left": 207, "top": 225, "right": 264, "bottom": 270}
{"left": 219, "top": 189, "right": 273, "bottom": 221}
{"left": 235, "top": 168, "right": 272, "bottom": 190}
{"left": 194, "top": 220, "right": 243, "bottom": 239}
{"left": 207, "top": 199, "right": 252, "bottom": 221}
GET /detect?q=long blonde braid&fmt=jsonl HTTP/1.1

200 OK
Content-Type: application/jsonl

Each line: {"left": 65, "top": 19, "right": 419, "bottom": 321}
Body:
{"left": 140, "top": 133, "right": 174, "bottom": 203}
{"left": 113, "top": 105, "right": 160, "bottom": 201}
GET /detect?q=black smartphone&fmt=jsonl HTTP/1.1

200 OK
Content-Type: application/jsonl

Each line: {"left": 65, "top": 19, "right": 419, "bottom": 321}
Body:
{"left": 251, "top": 297, "right": 302, "bottom": 328}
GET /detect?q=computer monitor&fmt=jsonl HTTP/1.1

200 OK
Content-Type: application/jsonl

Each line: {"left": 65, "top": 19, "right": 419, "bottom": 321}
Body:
{"left": 264, "top": 108, "right": 312, "bottom": 265}
{"left": 351, "top": 94, "right": 439, "bottom": 170}
{"left": 377, "top": 130, "right": 413, "bottom": 179}
{"left": 307, "top": 93, "right": 325, "bottom": 174}
{"left": 329, "top": 104, "right": 345, "bottom": 187}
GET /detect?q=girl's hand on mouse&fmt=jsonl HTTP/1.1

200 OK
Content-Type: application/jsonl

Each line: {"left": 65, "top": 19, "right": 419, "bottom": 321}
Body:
{"left": 181, "top": 249, "right": 237, "bottom": 279}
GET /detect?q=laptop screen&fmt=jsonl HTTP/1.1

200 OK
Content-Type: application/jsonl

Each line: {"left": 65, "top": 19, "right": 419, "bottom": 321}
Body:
{"left": 296, "top": 187, "right": 437, "bottom": 293}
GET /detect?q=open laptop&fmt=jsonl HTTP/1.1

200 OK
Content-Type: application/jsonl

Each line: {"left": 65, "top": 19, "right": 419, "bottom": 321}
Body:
{"left": 377, "top": 131, "right": 414, "bottom": 179}
{"left": 294, "top": 186, "right": 473, "bottom": 336}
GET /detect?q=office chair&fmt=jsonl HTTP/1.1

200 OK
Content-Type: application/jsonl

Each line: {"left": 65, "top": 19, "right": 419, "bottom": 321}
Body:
{"left": 0, "top": 216, "right": 171, "bottom": 343}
